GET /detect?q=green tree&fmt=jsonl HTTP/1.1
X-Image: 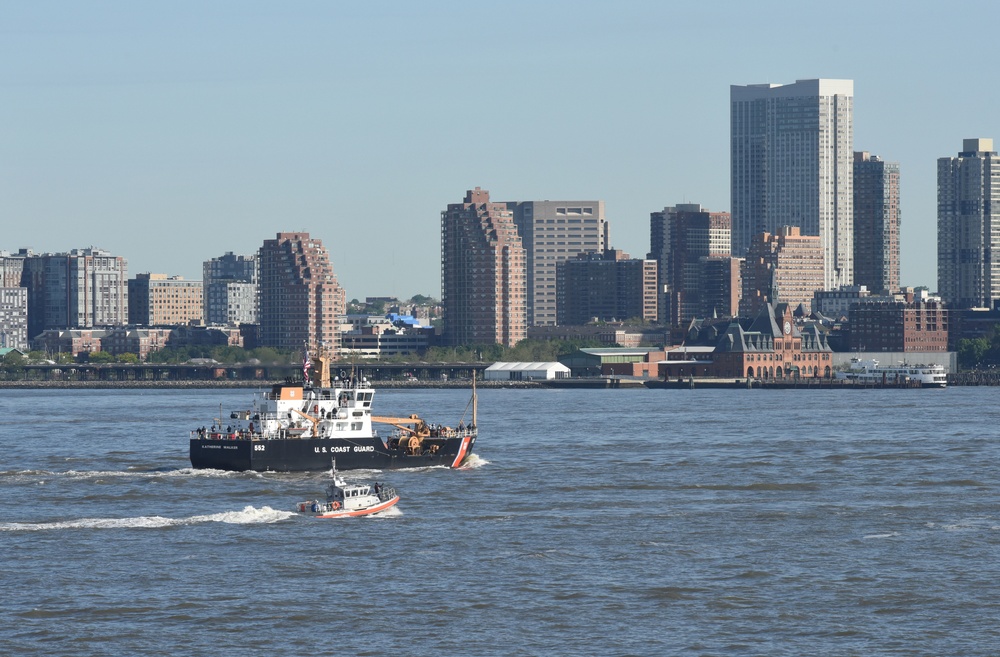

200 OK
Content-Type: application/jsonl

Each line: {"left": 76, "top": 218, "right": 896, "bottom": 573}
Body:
{"left": 0, "top": 351, "right": 25, "bottom": 379}
{"left": 86, "top": 350, "right": 116, "bottom": 363}
{"left": 27, "top": 350, "right": 48, "bottom": 363}
{"left": 958, "top": 337, "right": 989, "bottom": 369}
{"left": 250, "top": 347, "right": 287, "bottom": 365}
{"left": 2, "top": 351, "right": 26, "bottom": 367}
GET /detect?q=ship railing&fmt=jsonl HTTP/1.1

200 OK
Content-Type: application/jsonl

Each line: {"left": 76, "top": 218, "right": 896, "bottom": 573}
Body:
{"left": 191, "top": 429, "right": 248, "bottom": 441}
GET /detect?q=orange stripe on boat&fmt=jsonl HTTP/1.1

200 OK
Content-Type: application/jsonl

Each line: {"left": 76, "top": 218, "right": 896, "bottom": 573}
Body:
{"left": 450, "top": 436, "right": 471, "bottom": 468}
{"left": 316, "top": 496, "right": 399, "bottom": 518}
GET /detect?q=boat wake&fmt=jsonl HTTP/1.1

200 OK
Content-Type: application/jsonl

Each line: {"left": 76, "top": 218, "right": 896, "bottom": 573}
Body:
{"left": 0, "top": 505, "right": 295, "bottom": 532}
{"left": 457, "top": 453, "right": 489, "bottom": 469}
{"left": 0, "top": 467, "right": 259, "bottom": 484}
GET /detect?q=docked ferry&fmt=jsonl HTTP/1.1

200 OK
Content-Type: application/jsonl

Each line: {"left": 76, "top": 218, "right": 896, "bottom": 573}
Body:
{"left": 834, "top": 358, "right": 948, "bottom": 388}
{"left": 190, "top": 356, "right": 477, "bottom": 472}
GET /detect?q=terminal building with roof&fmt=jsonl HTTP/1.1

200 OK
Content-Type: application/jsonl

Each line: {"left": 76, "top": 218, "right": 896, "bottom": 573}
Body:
{"left": 484, "top": 362, "right": 571, "bottom": 381}
{"left": 659, "top": 302, "right": 834, "bottom": 380}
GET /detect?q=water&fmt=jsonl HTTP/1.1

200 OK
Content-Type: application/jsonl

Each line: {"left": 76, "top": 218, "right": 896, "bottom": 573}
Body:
{"left": 1, "top": 386, "right": 998, "bottom": 656}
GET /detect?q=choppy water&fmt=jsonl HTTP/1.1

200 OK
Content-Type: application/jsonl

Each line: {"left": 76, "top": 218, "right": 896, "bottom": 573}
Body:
{"left": 1, "top": 386, "right": 998, "bottom": 656}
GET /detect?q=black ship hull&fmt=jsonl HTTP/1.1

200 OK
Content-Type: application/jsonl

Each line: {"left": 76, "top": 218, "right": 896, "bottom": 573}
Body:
{"left": 190, "top": 434, "right": 475, "bottom": 472}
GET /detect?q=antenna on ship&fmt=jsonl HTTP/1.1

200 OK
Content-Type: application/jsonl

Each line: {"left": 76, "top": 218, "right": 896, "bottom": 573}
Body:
{"left": 472, "top": 368, "right": 478, "bottom": 428}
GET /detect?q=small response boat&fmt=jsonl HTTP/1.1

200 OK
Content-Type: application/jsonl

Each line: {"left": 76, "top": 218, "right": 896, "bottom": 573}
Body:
{"left": 295, "top": 466, "right": 399, "bottom": 519}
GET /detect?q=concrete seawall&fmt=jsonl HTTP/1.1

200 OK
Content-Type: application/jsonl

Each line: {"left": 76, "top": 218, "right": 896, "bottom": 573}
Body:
{"left": 0, "top": 379, "right": 541, "bottom": 390}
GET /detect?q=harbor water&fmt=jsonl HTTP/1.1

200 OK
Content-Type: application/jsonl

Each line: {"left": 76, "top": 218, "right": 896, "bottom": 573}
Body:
{"left": 1, "top": 386, "right": 998, "bottom": 656}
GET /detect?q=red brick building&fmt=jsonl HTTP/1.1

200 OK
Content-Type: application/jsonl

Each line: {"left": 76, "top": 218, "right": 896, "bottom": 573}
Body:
{"left": 258, "top": 232, "right": 346, "bottom": 356}
{"left": 848, "top": 299, "right": 948, "bottom": 352}
{"left": 441, "top": 188, "right": 527, "bottom": 348}
{"left": 660, "top": 303, "right": 834, "bottom": 379}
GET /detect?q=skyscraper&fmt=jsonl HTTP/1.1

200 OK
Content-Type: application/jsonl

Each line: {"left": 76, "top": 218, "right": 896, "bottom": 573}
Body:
{"left": 556, "top": 249, "right": 657, "bottom": 325}
{"left": 440, "top": 188, "right": 527, "bottom": 347}
{"left": 740, "top": 226, "right": 824, "bottom": 317}
{"left": 0, "top": 286, "right": 27, "bottom": 350}
{"left": 649, "top": 204, "right": 733, "bottom": 326}
{"left": 0, "top": 250, "right": 29, "bottom": 349}
{"left": 731, "top": 78, "right": 854, "bottom": 290}
{"left": 128, "top": 273, "right": 203, "bottom": 326}
{"left": 937, "top": 138, "right": 1000, "bottom": 309}
{"left": 853, "top": 152, "right": 900, "bottom": 294}
{"left": 21, "top": 248, "right": 128, "bottom": 338}
{"left": 257, "top": 232, "right": 345, "bottom": 355}
{"left": 507, "top": 200, "right": 607, "bottom": 326}
{"left": 203, "top": 252, "right": 258, "bottom": 326}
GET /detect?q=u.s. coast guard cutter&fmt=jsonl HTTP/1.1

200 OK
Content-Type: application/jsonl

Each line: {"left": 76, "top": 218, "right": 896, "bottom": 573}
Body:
{"left": 189, "top": 355, "right": 477, "bottom": 472}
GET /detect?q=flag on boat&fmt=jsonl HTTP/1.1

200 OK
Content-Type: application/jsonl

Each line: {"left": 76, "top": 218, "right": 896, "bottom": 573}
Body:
{"left": 303, "top": 353, "right": 312, "bottom": 381}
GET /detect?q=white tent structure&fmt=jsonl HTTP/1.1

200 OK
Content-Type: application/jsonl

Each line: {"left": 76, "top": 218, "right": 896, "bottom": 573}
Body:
{"left": 484, "top": 361, "right": 571, "bottom": 381}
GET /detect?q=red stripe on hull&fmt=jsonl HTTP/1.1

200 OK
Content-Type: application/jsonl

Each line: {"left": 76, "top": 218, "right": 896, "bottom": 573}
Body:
{"left": 450, "top": 436, "right": 471, "bottom": 468}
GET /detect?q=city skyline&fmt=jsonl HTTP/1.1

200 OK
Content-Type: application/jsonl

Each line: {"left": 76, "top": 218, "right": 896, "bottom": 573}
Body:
{"left": 4, "top": 2, "right": 999, "bottom": 300}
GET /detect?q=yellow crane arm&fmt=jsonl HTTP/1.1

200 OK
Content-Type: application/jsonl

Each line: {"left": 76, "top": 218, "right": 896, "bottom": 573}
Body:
{"left": 292, "top": 408, "right": 320, "bottom": 432}
{"left": 371, "top": 415, "right": 432, "bottom": 436}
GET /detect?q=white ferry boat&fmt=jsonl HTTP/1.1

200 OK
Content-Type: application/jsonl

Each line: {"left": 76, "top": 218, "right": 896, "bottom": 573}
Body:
{"left": 834, "top": 358, "right": 948, "bottom": 388}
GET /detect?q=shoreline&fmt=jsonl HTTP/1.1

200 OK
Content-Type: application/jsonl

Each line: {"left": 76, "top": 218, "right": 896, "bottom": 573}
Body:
{"left": 0, "top": 376, "right": 988, "bottom": 389}
{"left": 0, "top": 379, "right": 541, "bottom": 390}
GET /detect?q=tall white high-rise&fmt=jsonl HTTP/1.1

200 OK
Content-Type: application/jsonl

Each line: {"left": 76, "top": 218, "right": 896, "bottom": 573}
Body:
{"left": 731, "top": 78, "right": 854, "bottom": 290}
{"left": 937, "top": 138, "right": 1000, "bottom": 309}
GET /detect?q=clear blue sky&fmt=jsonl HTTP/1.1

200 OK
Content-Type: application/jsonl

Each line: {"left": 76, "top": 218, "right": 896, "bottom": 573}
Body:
{"left": 3, "top": 1, "right": 997, "bottom": 300}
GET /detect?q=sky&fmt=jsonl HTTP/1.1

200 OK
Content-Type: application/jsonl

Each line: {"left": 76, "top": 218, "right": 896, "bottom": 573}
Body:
{"left": 3, "top": 1, "right": 998, "bottom": 301}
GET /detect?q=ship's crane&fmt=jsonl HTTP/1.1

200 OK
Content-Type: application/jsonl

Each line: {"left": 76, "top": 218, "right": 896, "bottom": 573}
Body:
{"left": 292, "top": 408, "right": 321, "bottom": 436}
{"left": 371, "top": 414, "right": 434, "bottom": 437}
{"left": 371, "top": 414, "right": 440, "bottom": 454}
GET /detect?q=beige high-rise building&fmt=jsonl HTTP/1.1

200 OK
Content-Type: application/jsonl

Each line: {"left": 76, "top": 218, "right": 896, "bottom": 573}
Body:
{"left": 258, "top": 232, "right": 346, "bottom": 356}
{"left": 731, "top": 79, "right": 854, "bottom": 290}
{"left": 507, "top": 200, "right": 606, "bottom": 326}
{"left": 441, "top": 188, "right": 527, "bottom": 347}
{"left": 128, "top": 273, "right": 203, "bottom": 326}
{"left": 740, "top": 226, "right": 824, "bottom": 316}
